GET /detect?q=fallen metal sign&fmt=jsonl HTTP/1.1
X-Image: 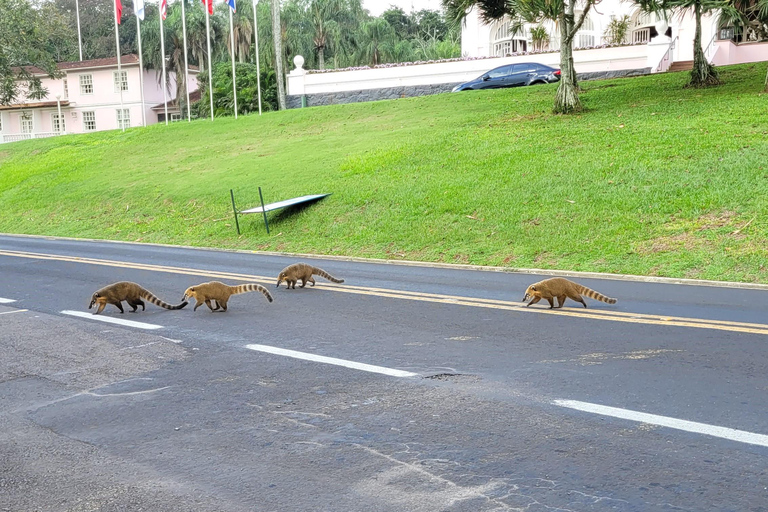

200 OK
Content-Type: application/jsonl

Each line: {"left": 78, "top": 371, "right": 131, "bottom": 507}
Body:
{"left": 230, "top": 188, "right": 331, "bottom": 234}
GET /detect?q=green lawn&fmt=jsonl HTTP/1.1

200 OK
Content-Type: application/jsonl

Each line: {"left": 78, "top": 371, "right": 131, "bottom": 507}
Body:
{"left": 1, "top": 62, "right": 767, "bottom": 282}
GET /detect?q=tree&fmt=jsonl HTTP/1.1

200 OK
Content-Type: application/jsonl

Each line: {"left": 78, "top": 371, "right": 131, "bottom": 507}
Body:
{"left": 195, "top": 61, "right": 277, "bottom": 116}
{"left": 444, "top": 0, "right": 596, "bottom": 114}
{"left": 0, "top": 0, "right": 64, "bottom": 104}
{"left": 382, "top": 6, "right": 414, "bottom": 39}
{"left": 271, "top": 0, "right": 286, "bottom": 109}
{"left": 603, "top": 14, "right": 629, "bottom": 44}
{"left": 355, "top": 18, "right": 397, "bottom": 65}
{"left": 529, "top": 24, "right": 549, "bottom": 50}
{"left": 636, "top": 0, "right": 726, "bottom": 87}
{"left": 308, "top": 0, "right": 345, "bottom": 69}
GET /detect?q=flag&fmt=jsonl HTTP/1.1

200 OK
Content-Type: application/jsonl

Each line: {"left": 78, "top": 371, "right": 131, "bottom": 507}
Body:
{"left": 227, "top": 0, "right": 235, "bottom": 12}
{"left": 161, "top": 0, "right": 167, "bottom": 20}
{"left": 115, "top": 0, "right": 122, "bottom": 24}
{"left": 133, "top": 0, "right": 144, "bottom": 20}
{"left": 202, "top": 0, "right": 212, "bottom": 15}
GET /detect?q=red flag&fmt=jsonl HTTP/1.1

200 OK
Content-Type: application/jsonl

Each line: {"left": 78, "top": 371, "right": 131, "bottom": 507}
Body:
{"left": 115, "top": 0, "right": 122, "bottom": 24}
{"left": 161, "top": 0, "right": 167, "bottom": 19}
{"left": 201, "top": 0, "right": 212, "bottom": 15}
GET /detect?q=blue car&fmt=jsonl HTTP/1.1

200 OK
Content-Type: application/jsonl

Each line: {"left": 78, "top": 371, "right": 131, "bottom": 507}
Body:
{"left": 452, "top": 63, "right": 561, "bottom": 92}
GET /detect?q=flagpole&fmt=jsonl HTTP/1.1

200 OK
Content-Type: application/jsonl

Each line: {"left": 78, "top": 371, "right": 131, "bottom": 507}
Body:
{"left": 180, "top": 0, "right": 191, "bottom": 122}
{"left": 136, "top": 13, "right": 146, "bottom": 126}
{"left": 251, "top": 0, "right": 261, "bottom": 115}
{"left": 159, "top": 0, "right": 168, "bottom": 125}
{"left": 75, "top": 0, "right": 83, "bottom": 60}
{"left": 228, "top": 6, "right": 238, "bottom": 119}
{"left": 113, "top": 0, "right": 125, "bottom": 132}
{"left": 204, "top": 0, "right": 214, "bottom": 121}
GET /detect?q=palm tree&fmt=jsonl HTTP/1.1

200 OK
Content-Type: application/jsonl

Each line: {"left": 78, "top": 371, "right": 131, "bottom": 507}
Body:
{"left": 227, "top": 8, "right": 254, "bottom": 63}
{"left": 356, "top": 18, "right": 396, "bottom": 66}
{"left": 271, "top": 0, "right": 286, "bottom": 109}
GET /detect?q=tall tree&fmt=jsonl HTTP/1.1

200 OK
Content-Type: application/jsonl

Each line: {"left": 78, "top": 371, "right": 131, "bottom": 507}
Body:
{"left": 271, "top": 0, "right": 286, "bottom": 109}
{"left": 309, "top": 0, "right": 344, "bottom": 69}
{"left": 444, "top": 0, "right": 595, "bottom": 113}
{"left": 0, "top": 0, "right": 64, "bottom": 104}
{"left": 635, "top": 0, "right": 726, "bottom": 87}
{"left": 356, "top": 18, "right": 396, "bottom": 65}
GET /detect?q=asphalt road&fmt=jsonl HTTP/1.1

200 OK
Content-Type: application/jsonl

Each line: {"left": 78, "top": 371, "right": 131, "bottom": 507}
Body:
{"left": 1, "top": 234, "right": 766, "bottom": 512}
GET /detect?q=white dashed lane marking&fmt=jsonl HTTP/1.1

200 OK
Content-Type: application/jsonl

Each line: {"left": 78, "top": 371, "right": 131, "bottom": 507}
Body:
{"left": 245, "top": 344, "right": 418, "bottom": 378}
{"left": 0, "top": 297, "right": 17, "bottom": 303}
{"left": 554, "top": 399, "right": 768, "bottom": 448}
{"left": 60, "top": 310, "right": 163, "bottom": 330}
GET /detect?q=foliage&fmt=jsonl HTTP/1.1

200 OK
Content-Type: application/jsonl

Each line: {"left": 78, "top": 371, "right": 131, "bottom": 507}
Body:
{"left": 0, "top": 0, "right": 65, "bottom": 104}
{"left": 194, "top": 61, "right": 278, "bottom": 117}
{"left": 603, "top": 15, "right": 630, "bottom": 45}
{"left": 2, "top": 64, "right": 767, "bottom": 283}
{"left": 529, "top": 25, "right": 549, "bottom": 50}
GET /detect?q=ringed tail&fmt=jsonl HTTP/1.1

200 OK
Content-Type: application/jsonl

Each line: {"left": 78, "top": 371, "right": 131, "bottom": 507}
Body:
{"left": 314, "top": 268, "right": 344, "bottom": 283}
{"left": 578, "top": 285, "right": 617, "bottom": 304}
{"left": 140, "top": 290, "right": 188, "bottom": 310}
{"left": 232, "top": 283, "right": 274, "bottom": 303}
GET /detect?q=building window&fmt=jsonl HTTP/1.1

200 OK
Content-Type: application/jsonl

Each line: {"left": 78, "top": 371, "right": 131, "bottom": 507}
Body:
{"left": 575, "top": 13, "right": 596, "bottom": 47}
{"left": 21, "top": 113, "right": 33, "bottom": 133}
{"left": 79, "top": 74, "right": 93, "bottom": 95}
{"left": 63, "top": 79, "right": 69, "bottom": 99}
{"left": 83, "top": 111, "right": 96, "bottom": 131}
{"left": 170, "top": 113, "right": 182, "bottom": 122}
{"left": 51, "top": 113, "right": 66, "bottom": 133}
{"left": 116, "top": 108, "right": 130, "bottom": 129}
{"left": 113, "top": 70, "right": 128, "bottom": 92}
{"left": 0, "top": 114, "right": 3, "bottom": 132}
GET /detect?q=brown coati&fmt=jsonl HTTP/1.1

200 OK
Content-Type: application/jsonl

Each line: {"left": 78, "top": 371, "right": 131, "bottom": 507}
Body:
{"left": 276, "top": 263, "right": 345, "bottom": 289}
{"left": 522, "top": 277, "right": 617, "bottom": 309}
{"left": 182, "top": 281, "right": 273, "bottom": 312}
{"left": 89, "top": 281, "right": 188, "bottom": 315}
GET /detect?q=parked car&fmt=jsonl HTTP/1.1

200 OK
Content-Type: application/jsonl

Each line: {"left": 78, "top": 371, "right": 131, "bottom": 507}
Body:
{"left": 452, "top": 63, "right": 561, "bottom": 92}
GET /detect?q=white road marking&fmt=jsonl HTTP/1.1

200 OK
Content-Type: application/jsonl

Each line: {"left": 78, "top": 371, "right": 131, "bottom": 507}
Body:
{"left": 60, "top": 310, "right": 163, "bottom": 330}
{"left": 0, "top": 297, "right": 17, "bottom": 303}
{"left": 554, "top": 399, "right": 768, "bottom": 448}
{"left": 245, "top": 344, "right": 418, "bottom": 378}
{"left": 0, "top": 309, "right": 28, "bottom": 315}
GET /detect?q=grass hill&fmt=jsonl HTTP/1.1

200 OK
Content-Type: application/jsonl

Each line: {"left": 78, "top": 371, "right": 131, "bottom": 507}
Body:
{"left": 1, "top": 62, "right": 767, "bottom": 283}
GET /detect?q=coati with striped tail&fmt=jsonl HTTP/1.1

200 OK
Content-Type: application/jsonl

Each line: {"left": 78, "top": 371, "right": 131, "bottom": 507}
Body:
{"left": 276, "top": 263, "right": 345, "bottom": 289}
{"left": 182, "top": 281, "right": 273, "bottom": 312}
{"left": 89, "top": 281, "right": 188, "bottom": 315}
{"left": 522, "top": 278, "right": 617, "bottom": 309}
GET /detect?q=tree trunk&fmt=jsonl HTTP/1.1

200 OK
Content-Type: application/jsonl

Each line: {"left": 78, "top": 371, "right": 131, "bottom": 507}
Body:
{"left": 271, "top": 0, "right": 286, "bottom": 110}
{"left": 553, "top": 9, "right": 581, "bottom": 114}
{"left": 318, "top": 46, "right": 325, "bottom": 70}
{"left": 764, "top": 64, "right": 768, "bottom": 91}
{"left": 689, "top": 3, "right": 719, "bottom": 87}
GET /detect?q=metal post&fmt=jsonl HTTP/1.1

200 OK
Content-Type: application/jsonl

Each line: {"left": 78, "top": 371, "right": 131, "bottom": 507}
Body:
{"left": 181, "top": 0, "right": 191, "bottom": 122}
{"left": 252, "top": 0, "right": 262, "bottom": 115}
{"left": 258, "top": 186, "right": 269, "bottom": 234}
{"left": 228, "top": 6, "right": 238, "bottom": 119}
{"left": 230, "top": 189, "right": 241, "bottom": 235}
{"left": 75, "top": 0, "right": 83, "bottom": 60}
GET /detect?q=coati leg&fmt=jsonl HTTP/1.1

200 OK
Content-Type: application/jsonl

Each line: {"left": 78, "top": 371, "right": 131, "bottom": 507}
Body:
{"left": 127, "top": 300, "right": 141, "bottom": 312}
{"left": 218, "top": 300, "right": 228, "bottom": 312}
{"left": 300, "top": 278, "right": 307, "bottom": 288}
{"left": 557, "top": 295, "right": 567, "bottom": 308}
{"left": 289, "top": 280, "right": 297, "bottom": 289}
{"left": 308, "top": 277, "right": 315, "bottom": 286}
{"left": 210, "top": 300, "right": 221, "bottom": 311}
{"left": 204, "top": 299, "right": 217, "bottom": 312}
{"left": 545, "top": 297, "right": 556, "bottom": 309}
{"left": 526, "top": 297, "right": 541, "bottom": 307}
{"left": 112, "top": 301, "right": 125, "bottom": 313}
{"left": 94, "top": 302, "right": 107, "bottom": 315}
{"left": 568, "top": 292, "right": 588, "bottom": 308}
{"left": 193, "top": 300, "right": 205, "bottom": 311}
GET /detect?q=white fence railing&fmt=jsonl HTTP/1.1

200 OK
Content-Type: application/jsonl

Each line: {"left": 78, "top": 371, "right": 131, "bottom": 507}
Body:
{"left": 0, "top": 132, "right": 61, "bottom": 144}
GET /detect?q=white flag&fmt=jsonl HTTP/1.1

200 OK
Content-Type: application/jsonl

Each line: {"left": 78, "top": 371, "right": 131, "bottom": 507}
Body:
{"left": 133, "top": 0, "right": 144, "bottom": 20}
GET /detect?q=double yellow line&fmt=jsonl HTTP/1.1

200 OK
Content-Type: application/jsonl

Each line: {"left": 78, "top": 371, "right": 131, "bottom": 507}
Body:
{"left": 2, "top": 248, "right": 767, "bottom": 336}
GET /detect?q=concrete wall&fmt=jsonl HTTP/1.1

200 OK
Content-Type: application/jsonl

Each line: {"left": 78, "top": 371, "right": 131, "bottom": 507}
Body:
{"left": 711, "top": 41, "right": 768, "bottom": 66}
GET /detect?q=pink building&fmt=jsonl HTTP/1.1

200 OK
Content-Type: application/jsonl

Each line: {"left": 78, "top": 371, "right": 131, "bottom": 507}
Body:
{"left": 0, "top": 54, "right": 199, "bottom": 144}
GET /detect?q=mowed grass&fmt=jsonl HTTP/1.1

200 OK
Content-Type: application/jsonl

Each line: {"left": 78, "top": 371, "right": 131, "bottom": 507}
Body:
{"left": 1, "top": 62, "right": 767, "bottom": 282}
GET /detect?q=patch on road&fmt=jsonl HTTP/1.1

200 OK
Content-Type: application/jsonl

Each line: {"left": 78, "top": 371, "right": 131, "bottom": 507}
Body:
{"left": 538, "top": 349, "right": 683, "bottom": 366}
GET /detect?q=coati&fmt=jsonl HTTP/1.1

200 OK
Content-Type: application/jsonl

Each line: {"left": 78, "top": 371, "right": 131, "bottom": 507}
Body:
{"left": 89, "top": 281, "right": 188, "bottom": 315}
{"left": 522, "top": 277, "right": 617, "bottom": 309}
{"left": 276, "top": 263, "right": 345, "bottom": 289}
{"left": 182, "top": 281, "right": 273, "bottom": 312}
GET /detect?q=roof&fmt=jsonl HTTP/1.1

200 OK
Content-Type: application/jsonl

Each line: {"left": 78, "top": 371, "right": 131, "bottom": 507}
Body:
{"left": 0, "top": 100, "right": 70, "bottom": 111}
{"left": 15, "top": 55, "right": 141, "bottom": 75}
{"left": 151, "top": 89, "right": 202, "bottom": 111}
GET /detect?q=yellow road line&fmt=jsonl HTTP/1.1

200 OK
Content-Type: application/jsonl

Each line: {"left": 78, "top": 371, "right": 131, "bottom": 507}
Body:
{"left": 0, "top": 308, "right": 29, "bottom": 315}
{"left": 1, "top": 248, "right": 767, "bottom": 336}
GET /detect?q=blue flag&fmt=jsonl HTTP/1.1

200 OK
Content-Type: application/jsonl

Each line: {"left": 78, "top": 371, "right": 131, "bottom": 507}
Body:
{"left": 227, "top": 0, "right": 235, "bottom": 12}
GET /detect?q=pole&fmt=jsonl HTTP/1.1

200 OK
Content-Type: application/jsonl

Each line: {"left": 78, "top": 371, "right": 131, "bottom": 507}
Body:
{"left": 204, "top": 0, "right": 214, "bottom": 121}
{"left": 113, "top": 0, "right": 125, "bottom": 131}
{"left": 75, "top": 0, "right": 83, "bottom": 60}
{"left": 251, "top": 0, "right": 262, "bottom": 115}
{"left": 258, "top": 186, "right": 269, "bottom": 234}
{"left": 136, "top": 15, "right": 146, "bottom": 127}
{"left": 229, "top": 7, "right": 238, "bottom": 119}
{"left": 159, "top": 0, "right": 169, "bottom": 125}
{"left": 230, "top": 189, "right": 241, "bottom": 235}
{"left": 56, "top": 95, "right": 63, "bottom": 134}
{"left": 181, "top": 0, "right": 191, "bottom": 122}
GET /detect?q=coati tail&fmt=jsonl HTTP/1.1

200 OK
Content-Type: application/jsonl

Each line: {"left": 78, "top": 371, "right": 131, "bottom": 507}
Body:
{"left": 313, "top": 268, "right": 344, "bottom": 283}
{"left": 577, "top": 286, "right": 617, "bottom": 304}
{"left": 139, "top": 290, "right": 189, "bottom": 310}
{"left": 232, "top": 283, "right": 274, "bottom": 303}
